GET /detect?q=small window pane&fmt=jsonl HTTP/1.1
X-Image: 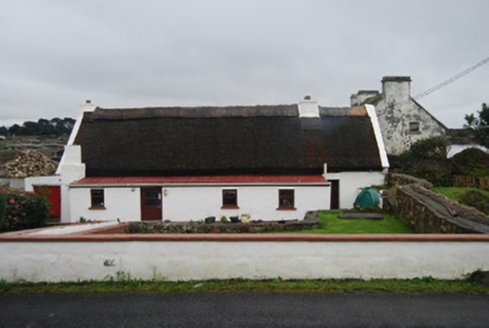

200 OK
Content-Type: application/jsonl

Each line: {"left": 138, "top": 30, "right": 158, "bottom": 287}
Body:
{"left": 91, "top": 189, "right": 104, "bottom": 207}
{"left": 223, "top": 189, "right": 238, "bottom": 206}
{"left": 144, "top": 190, "right": 160, "bottom": 206}
{"left": 409, "top": 122, "right": 420, "bottom": 133}
{"left": 279, "top": 189, "right": 294, "bottom": 208}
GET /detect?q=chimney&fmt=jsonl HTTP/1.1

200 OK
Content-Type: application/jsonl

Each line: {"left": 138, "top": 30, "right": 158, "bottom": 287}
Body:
{"left": 381, "top": 76, "right": 411, "bottom": 103}
{"left": 80, "top": 99, "right": 97, "bottom": 113}
{"left": 298, "top": 95, "right": 319, "bottom": 118}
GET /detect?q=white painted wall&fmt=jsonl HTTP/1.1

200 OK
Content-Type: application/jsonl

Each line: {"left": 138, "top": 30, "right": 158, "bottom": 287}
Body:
{"left": 327, "top": 172, "right": 386, "bottom": 209}
{"left": 163, "top": 185, "right": 330, "bottom": 221}
{"left": 24, "top": 175, "right": 62, "bottom": 192}
{"left": 0, "top": 240, "right": 487, "bottom": 282}
{"left": 447, "top": 144, "right": 489, "bottom": 158}
{"left": 355, "top": 77, "right": 447, "bottom": 155}
{"left": 68, "top": 185, "right": 329, "bottom": 222}
{"left": 69, "top": 187, "right": 141, "bottom": 222}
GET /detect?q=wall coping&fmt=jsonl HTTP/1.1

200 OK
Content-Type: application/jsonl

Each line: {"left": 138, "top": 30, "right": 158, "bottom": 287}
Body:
{"left": 0, "top": 222, "right": 488, "bottom": 242}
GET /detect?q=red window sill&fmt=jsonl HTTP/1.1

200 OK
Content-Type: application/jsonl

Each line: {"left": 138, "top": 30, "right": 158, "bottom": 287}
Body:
{"left": 221, "top": 205, "right": 240, "bottom": 209}
{"left": 89, "top": 206, "right": 106, "bottom": 210}
{"left": 277, "top": 207, "right": 297, "bottom": 211}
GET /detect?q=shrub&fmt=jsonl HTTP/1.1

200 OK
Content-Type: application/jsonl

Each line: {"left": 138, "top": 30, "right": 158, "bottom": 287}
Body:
{"left": 406, "top": 136, "right": 448, "bottom": 159}
{"left": 0, "top": 189, "right": 50, "bottom": 232}
{"left": 459, "top": 191, "right": 489, "bottom": 215}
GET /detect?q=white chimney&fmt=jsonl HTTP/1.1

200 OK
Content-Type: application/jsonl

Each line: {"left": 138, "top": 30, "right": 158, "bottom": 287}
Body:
{"left": 298, "top": 95, "right": 319, "bottom": 118}
{"left": 381, "top": 76, "right": 411, "bottom": 103}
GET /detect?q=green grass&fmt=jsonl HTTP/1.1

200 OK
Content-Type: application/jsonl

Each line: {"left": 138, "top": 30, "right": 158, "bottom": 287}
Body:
{"left": 432, "top": 187, "right": 489, "bottom": 202}
{"left": 289, "top": 210, "right": 414, "bottom": 234}
{"left": 0, "top": 277, "right": 487, "bottom": 294}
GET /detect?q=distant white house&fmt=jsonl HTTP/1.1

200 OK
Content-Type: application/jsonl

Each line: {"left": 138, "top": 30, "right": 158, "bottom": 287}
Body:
{"left": 55, "top": 99, "right": 389, "bottom": 223}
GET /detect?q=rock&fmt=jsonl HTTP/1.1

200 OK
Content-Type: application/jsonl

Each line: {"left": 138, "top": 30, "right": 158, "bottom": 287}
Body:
{"left": 0, "top": 150, "right": 58, "bottom": 178}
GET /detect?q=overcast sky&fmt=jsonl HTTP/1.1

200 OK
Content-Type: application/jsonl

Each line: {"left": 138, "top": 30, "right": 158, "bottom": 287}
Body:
{"left": 1, "top": 0, "right": 488, "bottom": 128}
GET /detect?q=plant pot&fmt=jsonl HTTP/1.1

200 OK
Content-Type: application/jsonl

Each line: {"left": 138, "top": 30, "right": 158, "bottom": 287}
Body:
{"left": 205, "top": 217, "right": 216, "bottom": 224}
{"left": 230, "top": 216, "right": 240, "bottom": 223}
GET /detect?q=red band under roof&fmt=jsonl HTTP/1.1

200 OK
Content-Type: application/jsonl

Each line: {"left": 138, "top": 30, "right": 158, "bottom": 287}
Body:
{"left": 72, "top": 175, "right": 328, "bottom": 185}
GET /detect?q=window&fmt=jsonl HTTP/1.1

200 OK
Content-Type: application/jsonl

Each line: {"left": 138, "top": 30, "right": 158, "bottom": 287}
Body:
{"left": 222, "top": 189, "right": 238, "bottom": 208}
{"left": 90, "top": 189, "right": 105, "bottom": 209}
{"left": 278, "top": 189, "right": 295, "bottom": 210}
{"left": 409, "top": 122, "right": 420, "bottom": 134}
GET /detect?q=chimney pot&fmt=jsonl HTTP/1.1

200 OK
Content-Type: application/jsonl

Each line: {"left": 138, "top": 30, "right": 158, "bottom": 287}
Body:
{"left": 85, "top": 100, "right": 91, "bottom": 104}
{"left": 304, "top": 95, "right": 311, "bottom": 100}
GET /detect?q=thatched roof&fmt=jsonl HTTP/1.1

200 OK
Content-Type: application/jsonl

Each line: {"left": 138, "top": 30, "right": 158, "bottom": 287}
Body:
{"left": 74, "top": 105, "right": 383, "bottom": 177}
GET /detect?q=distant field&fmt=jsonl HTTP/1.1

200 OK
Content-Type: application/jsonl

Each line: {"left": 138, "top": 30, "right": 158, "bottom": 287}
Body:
{"left": 0, "top": 135, "right": 68, "bottom": 164}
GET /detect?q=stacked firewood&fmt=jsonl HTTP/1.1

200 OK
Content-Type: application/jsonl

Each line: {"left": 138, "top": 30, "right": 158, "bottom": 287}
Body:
{"left": 0, "top": 150, "right": 57, "bottom": 178}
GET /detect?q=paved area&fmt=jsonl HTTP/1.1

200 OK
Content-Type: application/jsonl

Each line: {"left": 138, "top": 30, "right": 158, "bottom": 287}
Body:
{"left": 0, "top": 292, "right": 488, "bottom": 327}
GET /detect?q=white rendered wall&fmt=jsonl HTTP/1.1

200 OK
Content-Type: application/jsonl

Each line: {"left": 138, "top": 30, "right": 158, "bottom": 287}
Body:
{"left": 24, "top": 175, "right": 62, "bottom": 192}
{"left": 163, "top": 185, "right": 330, "bottom": 221}
{"left": 0, "top": 240, "right": 487, "bottom": 282}
{"left": 327, "top": 172, "right": 386, "bottom": 209}
{"left": 69, "top": 185, "right": 330, "bottom": 222}
{"left": 69, "top": 187, "right": 141, "bottom": 222}
{"left": 375, "top": 80, "right": 447, "bottom": 155}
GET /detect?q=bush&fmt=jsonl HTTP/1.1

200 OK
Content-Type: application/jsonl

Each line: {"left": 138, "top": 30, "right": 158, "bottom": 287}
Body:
{"left": 0, "top": 189, "right": 50, "bottom": 232}
{"left": 406, "top": 136, "right": 448, "bottom": 159}
{"left": 459, "top": 191, "right": 489, "bottom": 215}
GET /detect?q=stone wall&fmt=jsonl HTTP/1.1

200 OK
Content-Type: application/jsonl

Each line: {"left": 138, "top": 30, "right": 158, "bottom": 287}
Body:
{"left": 127, "top": 211, "right": 319, "bottom": 234}
{"left": 384, "top": 184, "right": 489, "bottom": 233}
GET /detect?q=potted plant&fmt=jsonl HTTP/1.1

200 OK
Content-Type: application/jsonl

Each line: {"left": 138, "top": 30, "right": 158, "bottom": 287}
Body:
{"left": 205, "top": 216, "right": 216, "bottom": 224}
{"left": 230, "top": 216, "right": 240, "bottom": 223}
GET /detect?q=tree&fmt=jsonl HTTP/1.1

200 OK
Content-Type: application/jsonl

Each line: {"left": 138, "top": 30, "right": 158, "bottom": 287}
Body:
{"left": 464, "top": 103, "right": 489, "bottom": 148}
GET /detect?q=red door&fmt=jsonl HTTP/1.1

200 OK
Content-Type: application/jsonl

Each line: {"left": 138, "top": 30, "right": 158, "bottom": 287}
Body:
{"left": 34, "top": 186, "right": 61, "bottom": 218}
{"left": 140, "top": 187, "right": 162, "bottom": 221}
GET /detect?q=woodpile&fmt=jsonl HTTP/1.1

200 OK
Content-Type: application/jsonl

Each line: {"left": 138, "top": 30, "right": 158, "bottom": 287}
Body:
{"left": 0, "top": 150, "right": 58, "bottom": 178}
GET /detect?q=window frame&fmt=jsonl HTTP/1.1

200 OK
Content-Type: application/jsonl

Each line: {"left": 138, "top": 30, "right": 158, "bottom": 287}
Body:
{"left": 408, "top": 121, "right": 421, "bottom": 134}
{"left": 221, "top": 189, "right": 239, "bottom": 209}
{"left": 278, "top": 189, "right": 296, "bottom": 210}
{"left": 90, "top": 189, "right": 105, "bottom": 210}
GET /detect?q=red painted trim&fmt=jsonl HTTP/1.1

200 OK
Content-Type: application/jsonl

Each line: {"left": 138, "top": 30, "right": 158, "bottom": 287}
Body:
{"left": 72, "top": 175, "right": 328, "bottom": 185}
{"left": 276, "top": 207, "right": 297, "bottom": 211}
{"left": 1, "top": 227, "right": 489, "bottom": 243}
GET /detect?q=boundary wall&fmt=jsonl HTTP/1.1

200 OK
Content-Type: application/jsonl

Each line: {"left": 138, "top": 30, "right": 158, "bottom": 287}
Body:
{"left": 0, "top": 225, "right": 488, "bottom": 282}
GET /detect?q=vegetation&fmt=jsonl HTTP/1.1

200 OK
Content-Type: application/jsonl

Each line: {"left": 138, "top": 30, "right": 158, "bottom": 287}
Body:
{"left": 0, "top": 189, "right": 50, "bottom": 232}
{"left": 432, "top": 187, "right": 489, "bottom": 215}
{"left": 1, "top": 277, "right": 487, "bottom": 294}
{"left": 464, "top": 103, "right": 489, "bottom": 148}
{"left": 286, "top": 210, "right": 413, "bottom": 234}
{"left": 432, "top": 187, "right": 489, "bottom": 202}
{"left": 0, "top": 117, "right": 75, "bottom": 137}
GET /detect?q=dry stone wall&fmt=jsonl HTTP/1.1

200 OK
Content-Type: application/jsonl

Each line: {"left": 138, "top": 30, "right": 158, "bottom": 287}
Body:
{"left": 384, "top": 183, "right": 489, "bottom": 234}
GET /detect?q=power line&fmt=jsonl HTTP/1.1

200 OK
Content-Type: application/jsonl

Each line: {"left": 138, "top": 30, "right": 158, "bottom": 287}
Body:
{"left": 413, "top": 55, "right": 489, "bottom": 101}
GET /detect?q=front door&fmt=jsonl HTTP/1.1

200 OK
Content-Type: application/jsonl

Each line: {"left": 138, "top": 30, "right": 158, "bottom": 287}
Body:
{"left": 140, "top": 187, "right": 162, "bottom": 221}
{"left": 330, "top": 180, "right": 340, "bottom": 210}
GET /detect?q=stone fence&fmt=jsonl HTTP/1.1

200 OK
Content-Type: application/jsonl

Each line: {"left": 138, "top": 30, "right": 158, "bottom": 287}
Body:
{"left": 384, "top": 183, "right": 489, "bottom": 234}
{"left": 127, "top": 211, "right": 319, "bottom": 234}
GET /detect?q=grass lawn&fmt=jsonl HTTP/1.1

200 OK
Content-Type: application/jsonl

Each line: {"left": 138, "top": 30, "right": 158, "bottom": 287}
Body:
{"left": 1, "top": 277, "right": 487, "bottom": 294}
{"left": 287, "top": 210, "right": 414, "bottom": 234}
{"left": 432, "top": 187, "right": 489, "bottom": 202}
